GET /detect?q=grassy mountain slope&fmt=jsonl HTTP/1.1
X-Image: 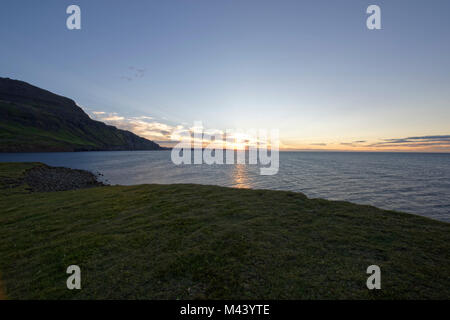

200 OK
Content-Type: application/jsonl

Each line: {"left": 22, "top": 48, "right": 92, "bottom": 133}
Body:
{"left": 0, "top": 162, "right": 449, "bottom": 299}
{"left": 0, "top": 78, "right": 163, "bottom": 152}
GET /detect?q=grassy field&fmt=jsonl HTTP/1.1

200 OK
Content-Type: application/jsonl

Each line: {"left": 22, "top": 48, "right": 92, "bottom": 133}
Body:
{"left": 0, "top": 162, "right": 449, "bottom": 299}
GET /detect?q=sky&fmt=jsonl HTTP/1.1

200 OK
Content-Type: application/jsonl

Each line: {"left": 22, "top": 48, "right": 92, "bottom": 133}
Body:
{"left": 1, "top": 0, "right": 449, "bottom": 151}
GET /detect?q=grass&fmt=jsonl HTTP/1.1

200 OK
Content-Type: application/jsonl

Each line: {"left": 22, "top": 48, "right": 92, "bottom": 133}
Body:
{"left": 0, "top": 101, "right": 97, "bottom": 151}
{"left": 0, "top": 98, "right": 162, "bottom": 152}
{"left": 0, "top": 162, "right": 449, "bottom": 299}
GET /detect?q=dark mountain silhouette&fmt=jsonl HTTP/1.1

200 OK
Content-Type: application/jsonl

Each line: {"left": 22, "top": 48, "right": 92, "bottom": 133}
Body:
{"left": 0, "top": 77, "right": 165, "bottom": 152}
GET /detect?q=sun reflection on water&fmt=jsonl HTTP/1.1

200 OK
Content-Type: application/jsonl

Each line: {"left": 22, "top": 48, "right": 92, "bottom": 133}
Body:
{"left": 232, "top": 164, "right": 251, "bottom": 188}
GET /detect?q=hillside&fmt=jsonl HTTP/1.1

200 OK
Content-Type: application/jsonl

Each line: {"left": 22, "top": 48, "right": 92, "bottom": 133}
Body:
{"left": 0, "top": 78, "right": 164, "bottom": 152}
{"left": 0, "top": 162, "right": 449, "bottom": 299}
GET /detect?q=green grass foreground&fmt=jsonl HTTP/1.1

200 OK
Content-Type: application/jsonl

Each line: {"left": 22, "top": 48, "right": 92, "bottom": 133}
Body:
{"left": 0, "top": 162, "right": 449, "bottom": 299}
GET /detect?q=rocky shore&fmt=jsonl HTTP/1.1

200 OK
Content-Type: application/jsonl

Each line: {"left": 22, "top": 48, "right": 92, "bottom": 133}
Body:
{"left": 0, "top": 163, "right": 105, "bottom": 192}
{"left": 23, "top": 165, "right": 105, "bottom": 192}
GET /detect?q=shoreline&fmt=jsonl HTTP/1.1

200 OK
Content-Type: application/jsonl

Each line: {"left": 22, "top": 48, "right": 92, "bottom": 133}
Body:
{"left": 1, "top": 161, "right": 448, "bottom": 223}
{"left": 1, "top": 162, "right": 449, "bottom": 299}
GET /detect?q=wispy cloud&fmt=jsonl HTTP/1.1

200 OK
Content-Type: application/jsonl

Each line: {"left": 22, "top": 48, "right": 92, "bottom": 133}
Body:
{"left": 367, "top": 135, "right": 450, "bottom": 150}
{"left": 121, "top": 66, "right": 146, "bottom": 81}
{"left": 372, "top": 135, "right": 450, "bottom": 145}
{"left": 339, "top": 140, "right": 367, "bottom": 147}
{"left": 87, "top": 107, "right": 450, "bottom": 152}
{"left": 102, "top": 115, "right": 125, "bottom": 121}
{"left": 88, "top": 111, "right": 278, "bottom": 149}
{"left": 337, "top": 135, "right": 450, "bottom": 151}
{"left": 129, "top": 66, "right": 145, "bottom": 78}
{"left": 89, "top": 111, "right": 175, "bottom": 143}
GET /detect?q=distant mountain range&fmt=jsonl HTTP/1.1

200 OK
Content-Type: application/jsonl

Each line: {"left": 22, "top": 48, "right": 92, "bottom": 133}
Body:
{"left": 0, "top": 77, "right": 166, "bottom": 152}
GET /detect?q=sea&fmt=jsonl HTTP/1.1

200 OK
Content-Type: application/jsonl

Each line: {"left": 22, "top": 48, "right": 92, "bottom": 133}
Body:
{"left": 1, "top": 151, "right": 449, "bottom": 222}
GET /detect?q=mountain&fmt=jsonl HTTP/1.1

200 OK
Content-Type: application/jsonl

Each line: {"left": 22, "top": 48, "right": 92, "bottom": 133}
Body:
{"left": 0, "top": 78, "right": 165, "bottom": 152}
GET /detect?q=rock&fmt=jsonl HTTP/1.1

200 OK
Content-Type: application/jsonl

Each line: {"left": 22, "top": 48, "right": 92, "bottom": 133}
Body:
{"left": 24, "top": 165, "right": 105, "bottom": 192}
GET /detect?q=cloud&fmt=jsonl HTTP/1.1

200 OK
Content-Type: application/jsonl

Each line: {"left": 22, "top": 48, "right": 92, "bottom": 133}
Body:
{"left": 121, "top": 66, "right": 146, "bottom": 81}
{"left": 89, "top": 111, "right": 175, "bottom": 143}
{"left": 131, "top": 116, "right": 153, "bottom": 120}
{"left": 369, "top": 135, "right": 450, "bottom": 148}
{"left": 337, "top": 135, "right": 450, "bottom": 151}
{"left": 339, "top": 140, "right": 367, "bottom": 147}
{"left": 310, "top": 143, "right": 327, "bottom": 146}
{"left": 102, "top": 115, "right": 125, "bottom": 121}
{"left": 89, "top": 111, "right": 278, "bottom": 150}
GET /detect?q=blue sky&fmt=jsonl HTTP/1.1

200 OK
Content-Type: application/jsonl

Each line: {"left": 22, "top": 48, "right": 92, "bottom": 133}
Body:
{"left": 1, "top": 0, "right": 450, "bottom": 150}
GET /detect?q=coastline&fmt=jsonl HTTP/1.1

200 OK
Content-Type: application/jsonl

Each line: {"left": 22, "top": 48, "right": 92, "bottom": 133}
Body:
{"left": 1, "top": 152, "right": 449, "bottom": 223}
{"left": 0, "top": 162, "right": 449, "bottom": 299}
